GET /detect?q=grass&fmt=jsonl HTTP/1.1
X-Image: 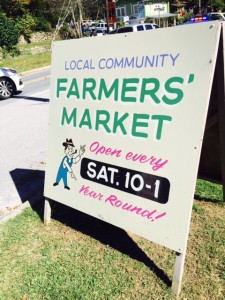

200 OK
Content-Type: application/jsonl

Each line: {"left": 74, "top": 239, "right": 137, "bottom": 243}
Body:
{"left": 0, "top": 41, "right": 52, "bottom": 73}
{"left": 18, "top": 40, "right": 52, "bottom": 50}
{"left": 0, "top": 179, "right": 224, "bottom": 300}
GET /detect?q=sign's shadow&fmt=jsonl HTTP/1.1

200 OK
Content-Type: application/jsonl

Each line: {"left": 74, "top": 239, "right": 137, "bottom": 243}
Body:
{"left": 50, "top": 200, "right": 172, "bottom": 286}
{"left": 13, "top": 95, "right": 49, "bottom": 102}
{"left": 10, "top": 168, "right": 171, "bottom": 287}
{"left": 10, "top": 168, "right": 45, "bottom": 205}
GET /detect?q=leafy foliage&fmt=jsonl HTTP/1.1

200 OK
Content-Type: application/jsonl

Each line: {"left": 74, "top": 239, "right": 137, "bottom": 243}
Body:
{"left": 178, "top": 0, "right": 225, "bottom": 14}
{"left": 0, "top": 0, "right": 28, "bottom": 17}
{"left": 82, "top": 0, "right": 106, "bottom": 20}
{"left": 1, "top": 0, "right": 225, "bottom": 44}
{"left": 182, "top": 12, "right": 194, "bottom": 23}
{"left": 34, "top": 16, "right": 52, "bottom": 32}
{"left": 16, "top": 14, "right": 36, "bottom": 41}
{"left": 210, "top": 0, "right": 225, "bottom": 11}
{"left": 1, "top": 46, "right": 20, "bottom": 59}
{"left": 41, "top": 0, "right": 104, "bottom": 21}
{"left": 0, "top": 12, "right": 19, "bottom": 48}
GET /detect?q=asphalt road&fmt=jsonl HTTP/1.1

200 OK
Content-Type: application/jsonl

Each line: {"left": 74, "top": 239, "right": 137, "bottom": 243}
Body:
{"left": 0, "top": 66, "right": 51, "bottom": 217}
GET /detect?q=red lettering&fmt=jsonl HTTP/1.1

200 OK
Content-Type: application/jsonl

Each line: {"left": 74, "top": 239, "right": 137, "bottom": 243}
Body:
{"left": 105, "top": 194, "right": 117, "bottom": 206}
{"left": 90, "top": 141, "right": 122, "bottom": 157}
{"left": 125, "top": 151, "right": 168, "bottom": 171}
{"left": 79, "top": 185, "right": 104, "bottom": 200}
{"left": 115, "top": 200, "right": 122, "bottom": 207}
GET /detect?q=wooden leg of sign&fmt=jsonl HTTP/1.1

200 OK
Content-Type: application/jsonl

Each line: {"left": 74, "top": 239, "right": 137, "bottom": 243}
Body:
{"left": 44, "top": 199, "right": 52, "bottom": 225}
{"left": 172, "top": 250, "right": 186, "bottom": 298}
{"left": 216, "top": 25, "right": 225, "bottom": 201}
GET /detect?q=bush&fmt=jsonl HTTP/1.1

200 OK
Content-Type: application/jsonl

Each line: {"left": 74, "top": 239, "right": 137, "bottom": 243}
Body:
{"left": 16, "top": 14, "right": 36, "bottom": 42}
{"left": 59, "top": 23, "right": 77, "bottom": 39}
{"left": 2, "top": 46, "right": 20, "bottom": 59}
{"left": 0, "top": 13, "right": 19, "bottom": 49}
{"left": 182, "top": 12, "right": 194, "bottom": 23}
{"left": 34, "top": 16, "right": 52, "bottom": 32}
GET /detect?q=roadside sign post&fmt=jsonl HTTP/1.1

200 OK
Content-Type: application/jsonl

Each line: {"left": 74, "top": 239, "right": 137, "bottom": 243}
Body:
{"left": 44, "top": 22, "right": 222, "bottom": 297}
{"left": 44, "top": 198, "right": 51, "bottom": 225}
{"left": 172, "top": 251, "right": 187, "bottom": 297}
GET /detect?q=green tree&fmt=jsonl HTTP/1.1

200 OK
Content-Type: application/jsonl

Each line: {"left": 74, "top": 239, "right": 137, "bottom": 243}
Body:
{"left": 0, "top": 0, "right": 27, "bottom": 17}
{"left": 82, "top": 0, "right": 106, "bottom": 20}
{"left": 170, "top": 0, "right": 225, "bottom": 13}
{"left": 210, "top": 0, "right": 225, "bottom": 11}
{"left": 42, "top": 0, "right": 106, "bottom": 25}
{"left": 0, "top": 13, "right": 19, "bottom": 48}
{"left": 16, "top": 13, "right": 36, "bottom": 41}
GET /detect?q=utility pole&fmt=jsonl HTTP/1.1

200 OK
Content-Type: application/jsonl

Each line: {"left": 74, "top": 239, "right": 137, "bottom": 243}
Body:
{"left": 77, "top": 0, "right": 83, "bottom": 37}
{"left": 106, "top": 0, "right": 109, "bottom": 33}
{"left": 198, "top": 0, "right": 202, "bottom": 14}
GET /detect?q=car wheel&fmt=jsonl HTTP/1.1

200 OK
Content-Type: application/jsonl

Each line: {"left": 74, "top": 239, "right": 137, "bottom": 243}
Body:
{"left": 0, "top": 78, "right": 16, "bottom": 100}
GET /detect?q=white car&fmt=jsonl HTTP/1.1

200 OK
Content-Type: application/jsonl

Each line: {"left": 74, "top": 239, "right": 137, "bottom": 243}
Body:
{"left": 207, "top": 12, "right": 225, "bottom": 21}
{"left": 0, "top": 67, "right": 24, "bottom": 100}
{"left": 110, "top": 23, "right": 159, "bottom": 34}
{"left": 92, "top": 29, "right": 107, "bottom": 36}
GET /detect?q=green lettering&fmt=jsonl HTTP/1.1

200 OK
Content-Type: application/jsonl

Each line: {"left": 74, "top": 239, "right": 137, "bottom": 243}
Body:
{"left": 79, "top": 109, "right": 92, "bottom": 129}
{"left": 67, "top": 78, "right": 80, "bottom": 99}
{"left": 83, "top": 78, "right": 96, "bottom": 100}
{"left": 98, "top": 79, "right": 119, "bottom": 100}
{"left": 61, "top": 107, "right": 77, "bottom": 126}
{"left": 57, "top": 78, "right": 67, "bottom": 98}
{"left": 152, "top": 115, "right": 172, "bottom": 140}
{"left": 140, "top": 78, "right": 160, "bottom": 104}
{"left": 95, "top": 110, "right": 111, "bottom": 133}
{"left": 113, "top": 112, "right": 129, "bottom": 135}
{"left": 132, "top": 114, "right": 149, "bottom": 138}
{"left": 162, "top": 77, "right": 184, "bottom": 105}
{"left": 121, "top": 78, "right": 139, "bottom": 102}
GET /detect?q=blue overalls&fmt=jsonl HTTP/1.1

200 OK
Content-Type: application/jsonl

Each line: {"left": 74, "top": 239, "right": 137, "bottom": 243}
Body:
{"left": 55, "top": 156, "right": 73, "bottom": 187}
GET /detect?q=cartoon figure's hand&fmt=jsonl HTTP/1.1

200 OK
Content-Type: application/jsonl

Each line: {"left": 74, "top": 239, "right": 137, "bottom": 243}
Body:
{"left": 79, "top": 145, "right": 86, "bottom": 155}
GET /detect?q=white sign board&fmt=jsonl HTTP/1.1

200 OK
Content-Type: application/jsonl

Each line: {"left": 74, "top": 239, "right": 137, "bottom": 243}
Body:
{"left": 44, "top": 23, "right": 220, "bottom": 253}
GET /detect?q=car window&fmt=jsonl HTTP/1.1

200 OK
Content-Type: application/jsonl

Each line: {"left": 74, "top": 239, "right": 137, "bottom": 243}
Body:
{"left": 137, "top": 25, "right": 144, "bottom": 31}
{"left": 153, "top": 24, "right": 160, "bottom": 29}
{"left": 145, "top": 24, "right": 153, "bottom": 30}
{"left": 117, "top": 27, "right": 133, "bottom": 33}
{"left": 211, "top": 14, "right": 223, "bottom": 20}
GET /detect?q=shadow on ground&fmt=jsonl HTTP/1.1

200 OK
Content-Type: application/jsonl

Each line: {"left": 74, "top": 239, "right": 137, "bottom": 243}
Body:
{"left": 10, "top": 168, "right": 45, "bottom": 205}
{"left": 10, "top": 168, "right": 172, "bottom": 287}
{"left": 194, "top": 194, "right": 223, "bottom": 204}
{"left": 13, "top": 95, "right": 49, "bottom": 102}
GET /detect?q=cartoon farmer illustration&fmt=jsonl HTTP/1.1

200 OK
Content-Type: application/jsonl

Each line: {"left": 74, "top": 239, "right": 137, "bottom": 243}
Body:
{"left": 53, "top": 138, "right": 85, "bottom": 190}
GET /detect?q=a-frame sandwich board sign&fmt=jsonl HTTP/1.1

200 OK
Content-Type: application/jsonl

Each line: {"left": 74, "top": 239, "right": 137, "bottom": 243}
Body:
{"left": 44, "top": 21, "right": 222, "bottom": 297}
